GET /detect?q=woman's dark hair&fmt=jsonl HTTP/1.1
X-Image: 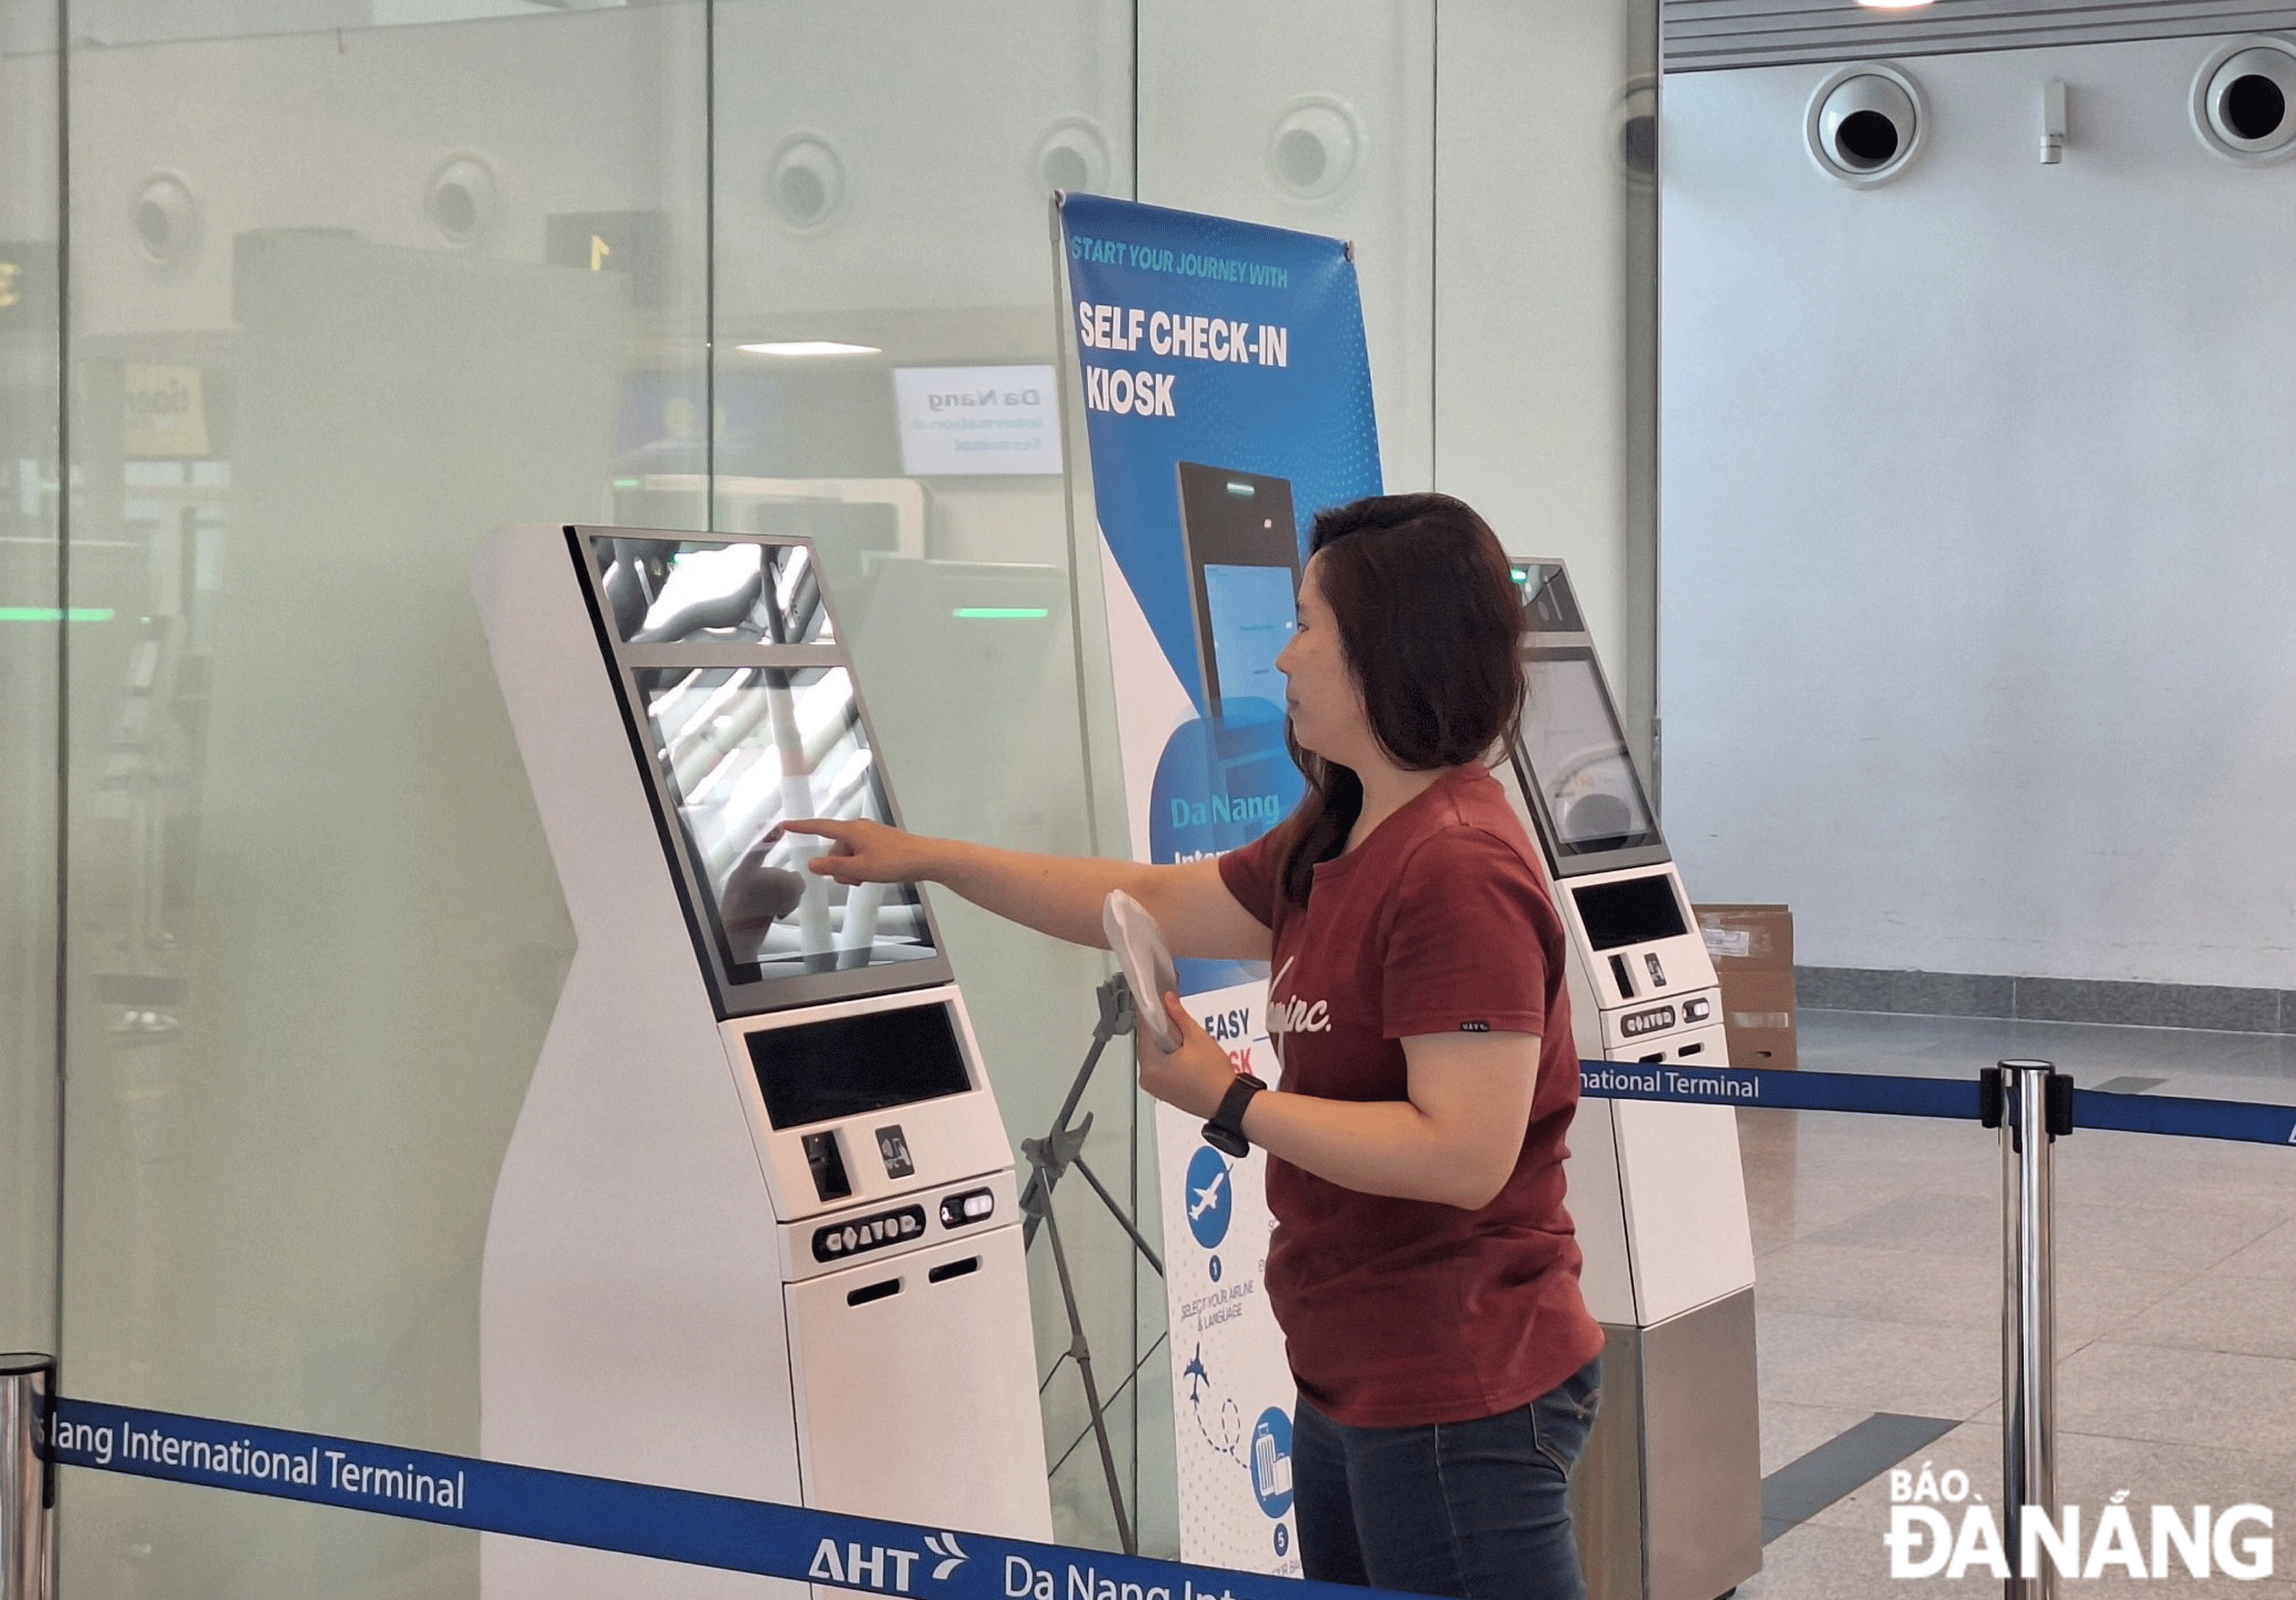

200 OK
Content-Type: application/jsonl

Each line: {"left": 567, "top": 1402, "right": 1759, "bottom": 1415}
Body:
{"left": 1268, "top": 492, "right": 1526, "bottom": 907}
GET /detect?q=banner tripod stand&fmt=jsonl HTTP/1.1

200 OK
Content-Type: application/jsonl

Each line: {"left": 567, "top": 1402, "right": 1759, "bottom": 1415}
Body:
{"left": 1018, "top": 973, "right": 1168, "bottom": 1557}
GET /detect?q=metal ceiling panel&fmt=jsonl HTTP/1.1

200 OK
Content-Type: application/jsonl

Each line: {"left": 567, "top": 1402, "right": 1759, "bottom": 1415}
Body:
{"left": 1663, "top": 0, "right": 2296, "bottom": 72}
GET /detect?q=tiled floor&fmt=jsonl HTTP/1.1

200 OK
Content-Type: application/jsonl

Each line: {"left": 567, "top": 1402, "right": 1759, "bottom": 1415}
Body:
{"left": 1734, "top": 1009, "right": 2296, "bottom": 1599}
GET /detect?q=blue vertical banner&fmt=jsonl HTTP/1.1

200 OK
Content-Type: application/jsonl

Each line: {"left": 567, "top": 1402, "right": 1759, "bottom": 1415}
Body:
{"left": 1055, "top": 193, "right": 1381, "bottom": 1577}
{"left": 1059, "top": 192, "right": 1382, "bottom": 983}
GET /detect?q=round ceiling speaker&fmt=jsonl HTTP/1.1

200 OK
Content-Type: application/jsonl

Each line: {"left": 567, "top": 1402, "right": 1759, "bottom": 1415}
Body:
{"left": 425, "top": 152, "right": 498, "bottom": 248}
{"left": 1806, "top": 64, "right": 1926, "bottom": 187}
{"left": 2193, "top": 38, "right": 2296, "bottom": 163}
{"left": 769, "top": 134, "right": 845, "bottom": 230}
{"left": 133, "top": 172, "right": 200, "bottom": 264}
{"left": 1612, "top": 75, "right": 1659, "bottom": 188}
{"left": 1036, "top": 117, "right": 1111, "bottom": 198}
{"left": 1268, "top": 96, "right": 1362, "bottom": 200}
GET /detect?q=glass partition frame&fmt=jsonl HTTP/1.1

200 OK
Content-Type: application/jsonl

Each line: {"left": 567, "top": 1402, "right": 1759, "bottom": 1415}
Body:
{"left": 0, "top": 0, "right": 63, "bottom": 1360}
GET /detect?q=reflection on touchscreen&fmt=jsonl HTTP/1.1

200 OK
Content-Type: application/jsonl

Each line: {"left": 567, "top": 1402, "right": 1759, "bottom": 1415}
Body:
{"left": 606, "top": 538, "right": 835, "bottom": 647}
{"left": 717, "top": 842, "right": 806, "bottom": 966}
{"left": 642, "top": 661, "right": 932, "bottom": 977}
{"left": 1518, "top": 652, "right": 1657, "bottom": 855}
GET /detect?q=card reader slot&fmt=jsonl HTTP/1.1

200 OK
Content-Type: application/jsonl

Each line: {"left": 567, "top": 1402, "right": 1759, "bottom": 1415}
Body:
{"left": 927, "top": 1256, "right": 981, "bottom": 1285}
{"left": 846, "top": 1278, "right": 902, "bottom": 1307}
{"left": 801, "top": 1131, "right": 853, "bottom": 1203}
{"left": 1609, "top": 954, "right": 1636, "bottom": 999}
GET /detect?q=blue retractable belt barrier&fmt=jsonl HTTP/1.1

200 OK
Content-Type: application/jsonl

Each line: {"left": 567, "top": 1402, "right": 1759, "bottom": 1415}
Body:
{"left": 1577, "top": 1061, "right": 2296, "bottom": 1147}
{"left": 44, "top": 1397, "right": 1393, "bottom": 1600}
{"left": 35, "top": 1071, "right": 2291, "bottom": 1594}
{"left": 1577, "top": 1061, "right": 1984, "bottom": 1121}
{"left": 2069, "top": 1085, "right": 2296, "bottom": 1146}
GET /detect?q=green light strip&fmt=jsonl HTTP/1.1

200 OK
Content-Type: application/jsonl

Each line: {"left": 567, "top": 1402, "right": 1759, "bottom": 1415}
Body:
{"left": 951, "top": 607, "right": 1050, "bottom": 620}
{"left": 0, "top": 607, "right": 115, "bottom": 623}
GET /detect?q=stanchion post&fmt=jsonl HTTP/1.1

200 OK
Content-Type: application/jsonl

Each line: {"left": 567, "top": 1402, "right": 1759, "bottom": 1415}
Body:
{"left": 1993, "top": 1062, "right": 2063, "bottom": 1600}
{"left": 1, "top": 1354, "right": 55, "bottom": 1600}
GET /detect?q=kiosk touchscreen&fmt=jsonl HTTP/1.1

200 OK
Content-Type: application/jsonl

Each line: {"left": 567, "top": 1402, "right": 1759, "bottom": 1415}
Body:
{"left": 1499, "top": 560, "right": 1759, "bottom": 1600}
{"left": 475, "top": 526, "right": 1051, "bottom": 1600}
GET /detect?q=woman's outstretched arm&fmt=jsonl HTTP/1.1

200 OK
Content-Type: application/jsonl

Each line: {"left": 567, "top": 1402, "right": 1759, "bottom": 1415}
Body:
{"left": 778, "top": 819, "right": 1271, "bottom": 963}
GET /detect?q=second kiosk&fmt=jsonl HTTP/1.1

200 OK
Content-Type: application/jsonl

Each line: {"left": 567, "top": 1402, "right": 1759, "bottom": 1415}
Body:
{"left": 1500, "top": 560, "right": 1761, "bottom": 1600}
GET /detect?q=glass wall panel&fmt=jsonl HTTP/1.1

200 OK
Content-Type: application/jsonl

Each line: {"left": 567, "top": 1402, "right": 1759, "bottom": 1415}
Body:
{"left": 1434, "top": 0, "right": 1659, "bottom": 762}
{"left": 1, "top": 0, "right": 61, "bottom": 1357}
{"left": 1138, "top": 1, "right": 1437, "bottom": 492}
{"left": 21, "top": 4, "right": 1671, "bottom": 1588}
{"left": 58, "top": 6, "right": 709, "bottom": 1595}
{"left": 710, "top": 0, "right": 1151, "bottom": 1552}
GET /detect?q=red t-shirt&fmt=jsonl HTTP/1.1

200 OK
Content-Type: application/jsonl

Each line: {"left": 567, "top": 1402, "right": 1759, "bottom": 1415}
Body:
{"left": 1218, "top": 764, "right": 1604, "bottom": 1427}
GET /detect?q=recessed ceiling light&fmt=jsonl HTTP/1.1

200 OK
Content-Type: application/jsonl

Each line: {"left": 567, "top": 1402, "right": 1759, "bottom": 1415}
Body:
{"left": 1858, "top": 0, "right": 1935, "bottom": 9}
{"left": 736, "top": 341, "right": 882, "bottom": 358}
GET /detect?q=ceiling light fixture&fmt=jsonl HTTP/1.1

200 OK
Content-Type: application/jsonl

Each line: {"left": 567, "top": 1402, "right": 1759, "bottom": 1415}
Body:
{"left": 736, "top": 341, "right": 883, "bottom": 358}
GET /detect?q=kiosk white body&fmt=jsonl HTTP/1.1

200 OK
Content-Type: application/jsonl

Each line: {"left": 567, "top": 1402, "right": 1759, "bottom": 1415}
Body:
{"left": 1498, "top": 560, "right": 1759, "bottom": 1600}
{"left": 474, "top": 524, "right": 1051, "bottom": 1600}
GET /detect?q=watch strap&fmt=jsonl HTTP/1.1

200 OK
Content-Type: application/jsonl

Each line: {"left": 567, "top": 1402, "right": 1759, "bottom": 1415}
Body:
{"left": 1202, "top": 1072, "right": 1267, "bottom": 1155}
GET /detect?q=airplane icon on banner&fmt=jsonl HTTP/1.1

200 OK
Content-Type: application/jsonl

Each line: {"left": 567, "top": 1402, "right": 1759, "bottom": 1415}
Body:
{"left": 1182, "top": 1344, "right": 1210, "bottom": 1403}
{"left": 1188, "top": 1167, "right": 1229, "bottom": 1221}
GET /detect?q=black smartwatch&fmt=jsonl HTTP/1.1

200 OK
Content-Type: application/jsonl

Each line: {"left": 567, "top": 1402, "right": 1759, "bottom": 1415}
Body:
{"left": 1202, "top": 1073, "right": 1268, "bottom": 1157}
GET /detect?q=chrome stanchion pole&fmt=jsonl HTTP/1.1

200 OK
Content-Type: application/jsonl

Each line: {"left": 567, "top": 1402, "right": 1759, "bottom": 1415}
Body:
{"left": 0, "top": 1354, "right": 55, "bottom": 1600}
{"left": 1997, "top": 1063, "right": 2058, "bottom": 1600}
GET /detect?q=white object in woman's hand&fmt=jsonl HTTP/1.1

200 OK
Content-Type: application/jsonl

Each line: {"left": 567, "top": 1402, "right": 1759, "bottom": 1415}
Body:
{"left": 1103, "top": 890, "right": 1183, "bottom": 1051}
{"left": 1135, "top": 993, "right": 1242, "bottom": 1121}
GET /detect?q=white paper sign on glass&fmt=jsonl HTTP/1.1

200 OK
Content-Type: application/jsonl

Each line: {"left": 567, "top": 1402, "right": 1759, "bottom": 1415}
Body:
{"left": 891, "top": 364, "right": 1062, "bottom": 476}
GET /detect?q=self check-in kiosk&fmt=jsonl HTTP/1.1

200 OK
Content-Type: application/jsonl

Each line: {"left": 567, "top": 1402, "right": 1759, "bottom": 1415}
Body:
{"left": 474, "top": 525, "right": 1052, "bottom": 1600}
{"left": 1499, "top": 561, "right": 1760, "bottom": 1600}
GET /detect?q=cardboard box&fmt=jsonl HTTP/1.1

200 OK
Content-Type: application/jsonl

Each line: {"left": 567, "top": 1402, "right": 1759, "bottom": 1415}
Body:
{"left": 1696, "top": 904, "right": 1796, "bottom": 1070}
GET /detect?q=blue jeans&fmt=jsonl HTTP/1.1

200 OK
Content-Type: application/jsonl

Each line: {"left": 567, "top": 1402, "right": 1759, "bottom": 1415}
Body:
{"left": 1291, "top": 1357, "right": 1602, "bottom": 1600}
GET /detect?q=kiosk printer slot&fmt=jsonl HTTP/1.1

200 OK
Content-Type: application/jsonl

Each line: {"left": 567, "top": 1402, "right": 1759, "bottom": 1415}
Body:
{"left": 1499, "top": 560, "right": 1759, "bottom": 1600}
{"left": 475, "top": 526, "right": 1052, "bottom": 1600}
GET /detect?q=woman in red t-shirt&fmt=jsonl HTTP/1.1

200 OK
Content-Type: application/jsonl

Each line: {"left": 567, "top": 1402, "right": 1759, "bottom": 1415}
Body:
{"left": 790, "top": 493, "right": 1603, "bottom": 1600}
